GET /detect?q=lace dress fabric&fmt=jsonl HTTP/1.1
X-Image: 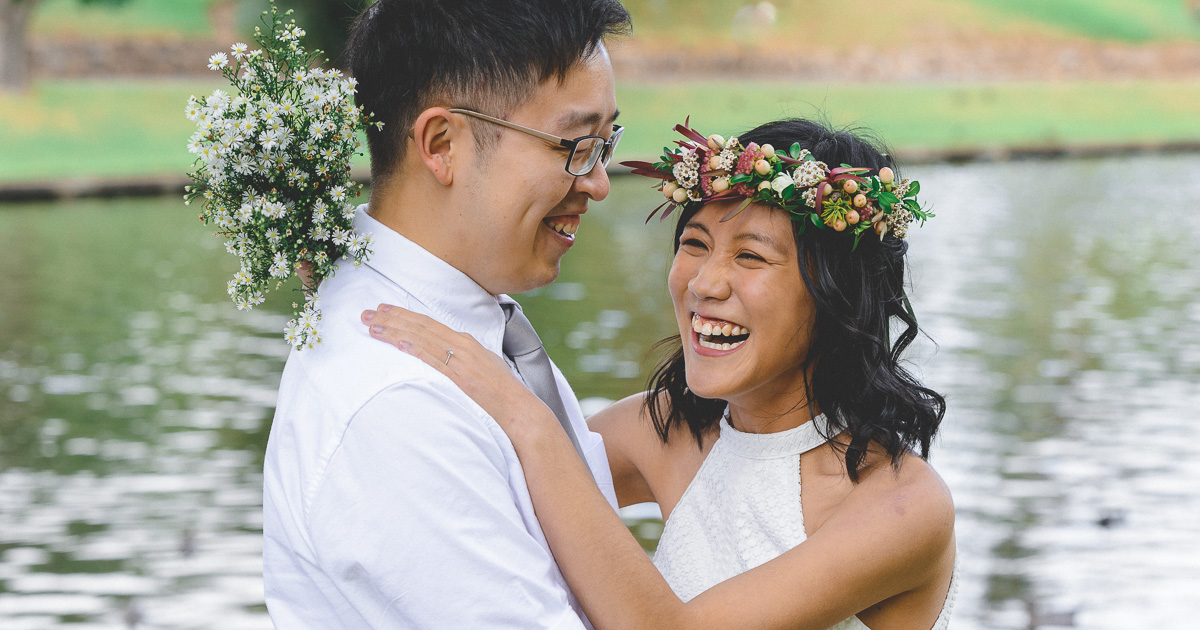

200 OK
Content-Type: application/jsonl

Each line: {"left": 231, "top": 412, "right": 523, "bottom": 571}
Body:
{"left": 652, "top": 414, "right": 958, "bottom": 630}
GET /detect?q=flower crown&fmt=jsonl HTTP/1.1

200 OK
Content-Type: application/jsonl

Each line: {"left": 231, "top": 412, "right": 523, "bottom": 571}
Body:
{"left": 620, "top": 119, "right": 932, "bottom": 247}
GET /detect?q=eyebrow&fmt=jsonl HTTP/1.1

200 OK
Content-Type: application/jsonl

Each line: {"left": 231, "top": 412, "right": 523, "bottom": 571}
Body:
{"left": 557, "top": 108, "right": 620, "bottom": 135}
{"left": 683, "top": 221, "right": 784, "bottom": 252}
{"left": 733, "top": 231, "right": 785, "bottom": 252}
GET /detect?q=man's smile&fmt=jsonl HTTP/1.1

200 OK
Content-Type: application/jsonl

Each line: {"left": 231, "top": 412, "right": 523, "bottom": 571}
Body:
{"left": 543, "top": 213, "right": 582, "bottom": 242}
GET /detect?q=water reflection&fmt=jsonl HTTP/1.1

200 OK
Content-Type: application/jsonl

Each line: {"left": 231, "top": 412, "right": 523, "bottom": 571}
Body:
{"left": 911, "top": 156, "right": 1200, "bottom": 629}
{"left": 0, "top": 198, "right": 285, "bottom": 628}
{"left": 1, "top": 155, "right": 1198, "bottom": 628}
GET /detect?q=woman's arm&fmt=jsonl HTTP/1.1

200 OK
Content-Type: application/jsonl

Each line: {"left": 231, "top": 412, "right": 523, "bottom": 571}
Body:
{"left": 362, "top": 306, "right": 955, "bottom": 630}
{"left": 362, "top": 305, "right": 690, "bottom": 627}
{"left": 587, "top": 394, "right": 658, "bottom": 508}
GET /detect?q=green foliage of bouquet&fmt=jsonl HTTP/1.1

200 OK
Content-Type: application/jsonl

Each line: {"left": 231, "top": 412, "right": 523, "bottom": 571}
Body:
{"left": 184, "top": 0, "right": 379, "bottom": 350}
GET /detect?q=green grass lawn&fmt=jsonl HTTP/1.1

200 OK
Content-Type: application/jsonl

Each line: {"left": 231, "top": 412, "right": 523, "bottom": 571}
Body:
{"left": 4, "top": 78, "right": 1200, "bottom": 184}
{"left": 614, "top": 80, "right": 1200, "bottom": 159}
{"left": 0, "top": 80, "right": 226, "bottom": 183}
{"left": 32, "top": 0, "right": 218, "bottom": 39}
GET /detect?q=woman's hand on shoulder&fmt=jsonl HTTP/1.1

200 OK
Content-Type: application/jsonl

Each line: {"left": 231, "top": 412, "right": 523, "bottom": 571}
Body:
{"left": 361, "top": 304, "right": 554, "bottom": 437}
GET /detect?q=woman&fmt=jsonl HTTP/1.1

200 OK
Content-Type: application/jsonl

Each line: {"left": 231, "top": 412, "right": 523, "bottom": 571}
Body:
{"left": 361, "top": 118, "right": 957, "bottom": 629}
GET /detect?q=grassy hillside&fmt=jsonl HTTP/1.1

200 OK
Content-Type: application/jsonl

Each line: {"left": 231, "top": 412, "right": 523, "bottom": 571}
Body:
{"left": 616, "top": 0, "right": 1200, "bottom": 49}
{"left": 30, "top": 0, "right": 1200, "bottom": 45}
{"left": 4, "top": 78, "right": 1200, "bottom": 183}
{"left": 963, "top": 0, "right": 1200, "bottom": 42}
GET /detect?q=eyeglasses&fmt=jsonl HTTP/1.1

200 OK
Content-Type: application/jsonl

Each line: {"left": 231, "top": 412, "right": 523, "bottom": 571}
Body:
{"left": 447, "top": 108, "right": 623, "bottom": 176}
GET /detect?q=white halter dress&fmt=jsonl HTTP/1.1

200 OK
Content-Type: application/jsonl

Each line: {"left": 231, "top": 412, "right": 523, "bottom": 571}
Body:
{"left": 652, "top": 413, "right": 958, "bottom": 630}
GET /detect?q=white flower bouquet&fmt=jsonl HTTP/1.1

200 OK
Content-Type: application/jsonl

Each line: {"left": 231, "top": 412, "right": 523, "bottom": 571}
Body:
{"left": 184, "top": 0, "right": 378, "bottom": 349}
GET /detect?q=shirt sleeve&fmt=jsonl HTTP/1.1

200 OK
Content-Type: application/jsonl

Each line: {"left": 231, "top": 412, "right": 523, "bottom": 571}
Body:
{"left": 304, "top": 378, "right": 589, "bottom": 630}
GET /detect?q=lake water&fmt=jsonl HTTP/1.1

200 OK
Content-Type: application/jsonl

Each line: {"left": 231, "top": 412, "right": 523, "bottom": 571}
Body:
{"left": 1, "top": 155, "right": 1198, "bottom": 629}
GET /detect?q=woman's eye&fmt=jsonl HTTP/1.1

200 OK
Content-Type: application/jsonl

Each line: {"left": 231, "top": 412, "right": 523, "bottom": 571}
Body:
{"left": 738, "top": 251, "right": 765, "bottom": 262}
{"left": 681, "top": 238, "right": 706, "bottom": 249}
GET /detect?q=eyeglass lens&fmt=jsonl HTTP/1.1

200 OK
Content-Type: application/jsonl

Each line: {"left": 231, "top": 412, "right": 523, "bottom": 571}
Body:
{"left": 567, "top": 128, "right": 622, "bottom": 176}
{"left": 569, "top": 137, "right": 604, "bottom": 175}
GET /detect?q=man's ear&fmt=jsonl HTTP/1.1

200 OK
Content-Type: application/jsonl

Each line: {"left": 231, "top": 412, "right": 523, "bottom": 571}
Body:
{"left": 410, "top": 107, "right": 464, "bottom": 186}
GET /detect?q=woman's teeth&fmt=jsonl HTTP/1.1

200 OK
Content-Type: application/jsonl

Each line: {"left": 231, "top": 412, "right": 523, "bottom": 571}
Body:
{"left": 691, "top": 313, "right": 750, "bottom": 350}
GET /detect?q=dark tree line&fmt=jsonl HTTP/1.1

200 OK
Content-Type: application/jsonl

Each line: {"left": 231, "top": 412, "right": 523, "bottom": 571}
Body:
{"left": 284, "top": 0, "right": 373, "bottom": 68}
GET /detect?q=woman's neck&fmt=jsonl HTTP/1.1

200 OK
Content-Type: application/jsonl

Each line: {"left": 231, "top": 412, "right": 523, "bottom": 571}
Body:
{"left": 726, "top": 395, "right": 819, "bottom": 434}
{"left": 725, "top": 362, "right": 818, "bottom": 434}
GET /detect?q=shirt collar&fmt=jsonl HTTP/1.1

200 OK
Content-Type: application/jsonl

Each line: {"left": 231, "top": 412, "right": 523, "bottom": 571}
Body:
{"left": 354, "top": 204, "right": 508, "bottom": 355}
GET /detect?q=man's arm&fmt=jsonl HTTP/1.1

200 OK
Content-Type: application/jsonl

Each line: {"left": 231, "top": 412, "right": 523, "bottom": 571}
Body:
{"left": 304, "top": 378, "right": 588, "bottom": 629}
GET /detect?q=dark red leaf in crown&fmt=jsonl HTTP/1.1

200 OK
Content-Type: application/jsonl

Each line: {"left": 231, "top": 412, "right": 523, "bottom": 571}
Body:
{"left": 673, "top": 118, "right": 709, "bottom": 146}
{"left": 646, "top": 199, "right": 672, "bottom": 224}
{"left": 830, "top": 172, "right": 867, "bottom": 184}
{"left": 630, "top": 168, "right": 672, "bottom": 180}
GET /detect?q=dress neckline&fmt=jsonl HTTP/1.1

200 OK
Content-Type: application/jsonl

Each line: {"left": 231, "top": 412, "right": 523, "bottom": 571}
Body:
{"left": 718, "top": 409, "right": 831, "bottom": 459}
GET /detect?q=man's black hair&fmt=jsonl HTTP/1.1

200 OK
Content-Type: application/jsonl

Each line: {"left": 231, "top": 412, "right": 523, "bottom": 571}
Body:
{"left": 345, "top": 0, "right": 631, "bottom": 185}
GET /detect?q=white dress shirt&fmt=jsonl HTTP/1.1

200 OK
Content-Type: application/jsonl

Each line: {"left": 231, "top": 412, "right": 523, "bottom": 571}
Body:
{"left": 263, "top": 205, "right": 618, "bottom": 629}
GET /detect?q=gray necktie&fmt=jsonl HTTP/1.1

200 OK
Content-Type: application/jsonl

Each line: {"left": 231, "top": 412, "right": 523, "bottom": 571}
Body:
{"left": 501, "top": 302, "right": 590, "bottom": 472}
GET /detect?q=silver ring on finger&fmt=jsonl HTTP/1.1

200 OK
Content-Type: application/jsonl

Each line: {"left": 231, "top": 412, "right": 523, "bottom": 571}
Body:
{"left": 444, "top": 349, "right": 454, "bottom": 366}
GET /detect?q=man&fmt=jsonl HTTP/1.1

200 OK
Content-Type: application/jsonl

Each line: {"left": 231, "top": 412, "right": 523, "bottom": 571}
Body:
{"left": 262, "top": 1, "right": 631, "bottom": 628}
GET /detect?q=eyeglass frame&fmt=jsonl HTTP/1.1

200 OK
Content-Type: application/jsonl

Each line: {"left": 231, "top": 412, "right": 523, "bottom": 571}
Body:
{"left": 446, "top": 108, "right": 623, "bottom": 176}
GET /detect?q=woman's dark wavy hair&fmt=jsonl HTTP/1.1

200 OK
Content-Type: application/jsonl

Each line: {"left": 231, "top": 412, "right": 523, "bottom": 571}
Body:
{"left": 645, "top": 118, "right": 945, "bottom": 482}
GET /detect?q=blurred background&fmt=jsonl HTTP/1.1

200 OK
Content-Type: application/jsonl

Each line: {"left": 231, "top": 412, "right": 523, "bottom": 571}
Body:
{"left": 2, "top": 0, "right": 1199, "bottom": 628}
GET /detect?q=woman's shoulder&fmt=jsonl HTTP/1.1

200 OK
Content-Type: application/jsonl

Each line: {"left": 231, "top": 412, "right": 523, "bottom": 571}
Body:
{"left": 835, "top": 452, "right": 957, "bottom": 625}
{"left": 585, "top": 392, "right": 653, "bottom": 448}
{"left": 836, "top": 450, "right": 956, "bottom": 569}
{"left": 587, "top": 391, "right": 718, "bottom": 504}
{"left": 858, "top": 452, "right": 954, "bottom": 519}
{"left": 587, "top": 391, "right": 717, "bottom": 452}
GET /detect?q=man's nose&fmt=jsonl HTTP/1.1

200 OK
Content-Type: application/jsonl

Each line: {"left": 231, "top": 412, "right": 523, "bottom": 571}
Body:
{"left": 573, "top": 162, "right": 611, "bottom": 201}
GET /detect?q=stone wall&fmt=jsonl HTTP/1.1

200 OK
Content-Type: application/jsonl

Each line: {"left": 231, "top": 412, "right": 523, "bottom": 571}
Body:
{"left": 30, "top": 38, "right": 220, "bottom": 78}
{"left": 608, "top": 40, "right": 1200, "bottom": 82}
{"left": 28, "top": 35, "right": 1200, "bottom": 82}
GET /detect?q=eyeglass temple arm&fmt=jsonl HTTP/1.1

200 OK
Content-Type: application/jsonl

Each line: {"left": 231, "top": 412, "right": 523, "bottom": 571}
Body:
{"left": 446, "top": 108, "right": 572, "bottom": 148}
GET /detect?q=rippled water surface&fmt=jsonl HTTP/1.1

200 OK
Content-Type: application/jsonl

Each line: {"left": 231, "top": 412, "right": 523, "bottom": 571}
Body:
{"left": 1, "top": 155, "right": 1198, "bottom": 628}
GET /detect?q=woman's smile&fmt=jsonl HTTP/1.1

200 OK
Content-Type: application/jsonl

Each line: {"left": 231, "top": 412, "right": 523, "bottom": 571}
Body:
{"left": 690, "top": 312, "right": 751, "bottom": 354}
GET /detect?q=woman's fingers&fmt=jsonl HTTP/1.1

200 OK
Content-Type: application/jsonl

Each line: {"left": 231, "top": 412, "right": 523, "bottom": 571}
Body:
{"left": 360, "top": 304, "right": 495, "bottom": 381}
{"left": 359, "top": 304, "right": 551, "bottom": 428}
{"left": 362, "top": 306, "right": 450, "bottom": 356}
